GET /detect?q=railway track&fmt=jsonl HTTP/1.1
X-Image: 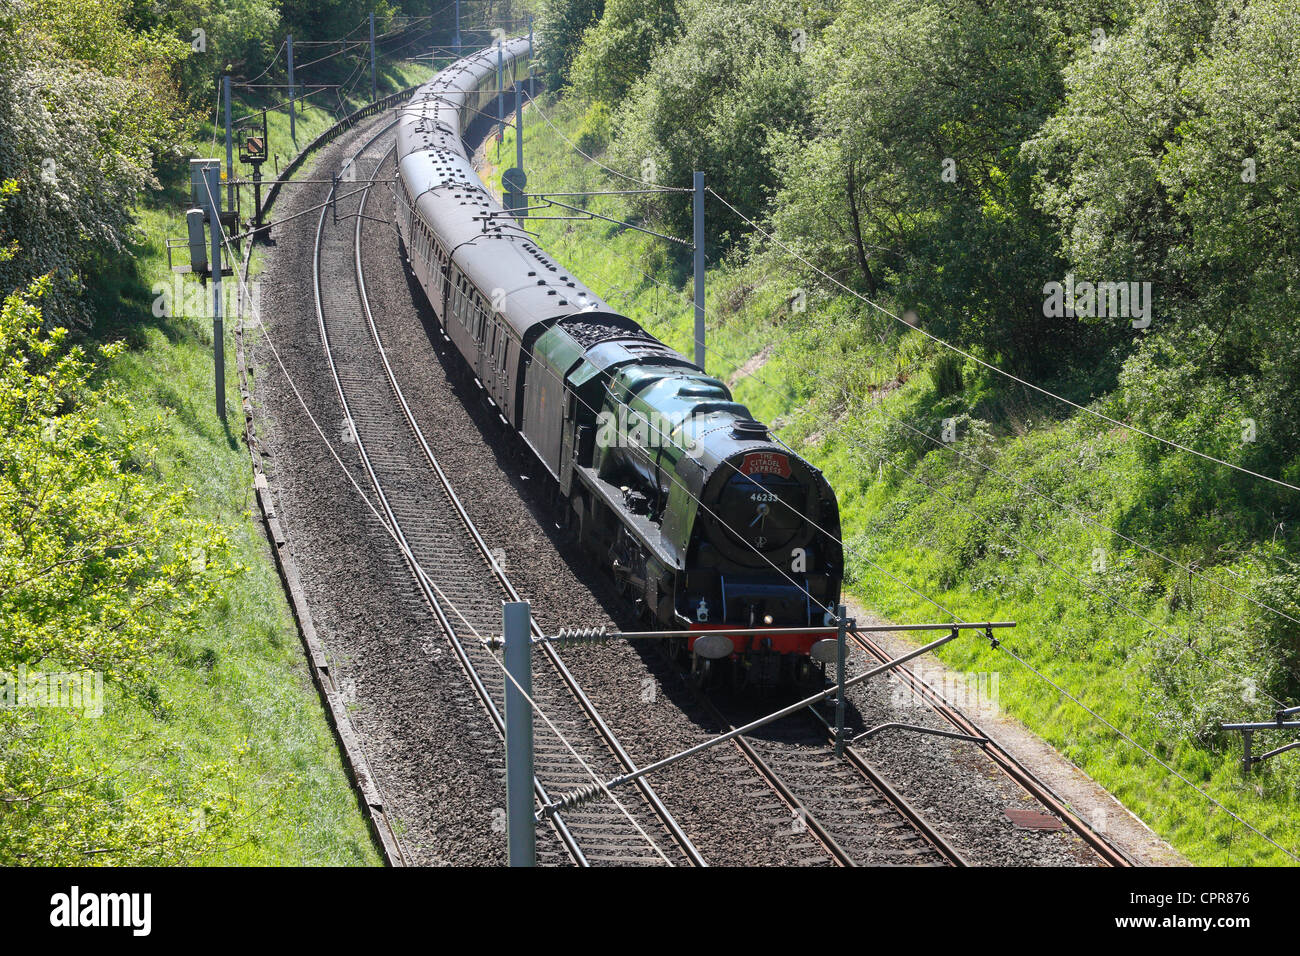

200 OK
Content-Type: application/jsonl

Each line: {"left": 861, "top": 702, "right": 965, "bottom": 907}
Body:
{"left": 299, "top": 102, "right": 1132, "bottom": 869}
{"left": 734, "top": 716, "right": 954, "bottom": 866}
{"left": 845, "top": 627, "right": 1134, "bottom": 867}
{"left": 311, "top": 117, "right": 704, "bottom": 866}
{"left": 672, "top": 673, "right": 962, "bottom": 866}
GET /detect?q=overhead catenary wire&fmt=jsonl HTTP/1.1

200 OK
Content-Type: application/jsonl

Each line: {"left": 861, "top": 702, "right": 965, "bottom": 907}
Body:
{"left": 526, "top": 96, "right": 691, "bottom": 192}
{"left": 549, "top": 155, "right": 1300, "bottom": 695}
{"left": 523, "top": 99, "right": 1300, "bottom": 648}
{"left": 535, "top": 198, "right": 1298, "bottom": 710}
{"left": 498, "top": 60, "right": 1300, "bottom": 856}
{"left": 208, "top": 82, "right": 223, "bottom": 154}
{"left": 358, "top": 151, "right": 1299, "bottom": 865}
{"left": 506, "top": 135, "right": 1300, "bottom": 857}
{"left": 197, "top": 33, "right": 683, "bottom": 862}
{"left": 711, "top": 286, "right": 1290, "bottom": 625}
{"left": 841, "top": 400, "right": 1291, "bottom": 708}
{"left": 234, "top": 47, "right": 1295, "bottom": 864}
{"left": 198, "top": 159, "right": 676, "bottom": 867}
{"left": 381, "top": 180, "right": 851, "bottom": 616}
{"left": 228, "top": 5, "right": 455, "bottom": 102}
{"left": 703, "top": 187, "right": 1300, "bottom": 495}
{"left": 329, "top": 145, "right": 678, "bottom": 863}
{"left": 605, "top": 249, "right": 1300, "bottom": 703}
{"left": 241, "top": 38, "right": 288, "bottom": 85}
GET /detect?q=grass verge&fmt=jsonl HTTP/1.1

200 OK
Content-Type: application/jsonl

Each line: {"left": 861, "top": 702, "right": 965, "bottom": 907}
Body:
{"left": 26, "top": 61, "right": 438, "bottom": 865}
{"left": 488, "top": 94, "right": 1300, "bottom": 866}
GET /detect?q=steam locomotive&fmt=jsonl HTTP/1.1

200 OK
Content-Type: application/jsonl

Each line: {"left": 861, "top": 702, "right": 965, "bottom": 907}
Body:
{"left": 394, "top": 40, "right": 843, "bottom": 683}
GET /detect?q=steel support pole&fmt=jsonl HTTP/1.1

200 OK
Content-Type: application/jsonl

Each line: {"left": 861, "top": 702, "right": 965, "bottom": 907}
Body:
{"left": 503, "top": 601, "right": 535, "bottom": 867}
{"left": 497, "top": 43, "right": 504, "bottom": 161}
{"left": 528, "top": 15, "right": 535, "bottom": 97}
{"left": 693, "top": 171, "right": 705, "bottom": 370}
{"left": 834, "top": 604, "right": 847, "bottom": 756}
{"left": 252, "top": 166, "right": 262, "bottom": 235}
{"left": 223, "top": 75, "right": 234, "bottom": 212}
{"left": 515, "top": 83, "right": 523, "bottom": 173}
{"left": 287, "top": 34, "right": 296, "bottom": 141}
{"left": 369, "top": 14, "right": 377, "bottom": 100}
{"left": 1243, "top": 729, "right": 1253, "bottom": 774}
{"left": 454, "top": 0, "right": 461, "bottom": 56}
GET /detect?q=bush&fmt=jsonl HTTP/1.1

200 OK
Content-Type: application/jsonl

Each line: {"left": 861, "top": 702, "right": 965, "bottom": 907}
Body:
{"left": 607, "top": 0, "right": 814, "bottom": 249}
{"left": 0, "top": 186, "right": 245, "bottom": 862}
{"left": 930, "top": 352, "right": 965, "bottom": 398}
{"left": 0, "top": 1, "right": 191, "bottom": 326}
{"left": 537, "top": 0, "right": 606, "bottom": 88}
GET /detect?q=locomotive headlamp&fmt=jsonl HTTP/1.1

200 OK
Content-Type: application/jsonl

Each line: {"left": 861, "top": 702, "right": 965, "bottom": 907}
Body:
{"left": 763, "top": 614, "right": 774, "bottom": 625}
{"left": 810, "top": 640, "right": 840, "bottom": 664}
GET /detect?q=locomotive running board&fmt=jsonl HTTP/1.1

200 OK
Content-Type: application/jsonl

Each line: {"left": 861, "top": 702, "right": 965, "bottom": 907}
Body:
{"left": 574, "top": 466, "right": 682, "bottom": 571}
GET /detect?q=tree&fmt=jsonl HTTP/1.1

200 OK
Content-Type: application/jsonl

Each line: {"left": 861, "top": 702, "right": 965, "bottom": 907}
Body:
{"left": 607, "top": 0, "right": 816, "bottom": 249}
{"left": 1028, "top": 0, "right": 1300, "bottom": 504}
{"left": 568, "top": 0, "right": 679, "bottom": 105}
{"left": 537, "top": 0, "right": 606, "bottom": 88}
{"left": 768, "top": 0, "right": 1122, "bottom": 375}
{"left": 0, "top": 1, "right": 191, "bottom": 326}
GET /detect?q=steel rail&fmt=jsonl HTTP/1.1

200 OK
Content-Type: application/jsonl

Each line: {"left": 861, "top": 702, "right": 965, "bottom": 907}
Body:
{"left": 354, "top": 138, "right": 706, "bottom": 868}
{"left": 674, "top": 660, "right": 964, "bottom": 867}
{"left": 846, "top": 626, "right": 1134, "bottom": 867}
{"left": 724, "top": 726, "right": 858, "bottom": 866}
{"left": 803, "top": 704, "right": 967, "bottom": 865}
{"left": 313, "top": 117, "right": 589, "bottom": 867}
{"left": 688, "top": 689, "right": 861, "bottom": 867}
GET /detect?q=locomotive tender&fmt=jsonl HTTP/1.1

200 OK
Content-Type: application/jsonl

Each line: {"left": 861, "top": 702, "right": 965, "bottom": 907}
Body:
{"left": 394, "top": 40, "right": 843, "bottom": 680}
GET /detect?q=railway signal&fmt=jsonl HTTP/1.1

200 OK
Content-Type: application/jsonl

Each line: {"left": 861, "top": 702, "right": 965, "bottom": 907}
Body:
{"left": 188, "top": 158, "right": 227, "bottom": 425}
{"left": 239, "top": 110, "right": 270, "bottom": 238}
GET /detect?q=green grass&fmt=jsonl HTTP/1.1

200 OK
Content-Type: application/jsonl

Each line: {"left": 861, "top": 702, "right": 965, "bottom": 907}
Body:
{"left": 66, "top": 204, "right": 378, "bottom": 864}
{"left": 34, "top": 60, "right": 443, "bottom": 866}
{"left": 494, "top": 95, "right": 1300, "bottom": 866}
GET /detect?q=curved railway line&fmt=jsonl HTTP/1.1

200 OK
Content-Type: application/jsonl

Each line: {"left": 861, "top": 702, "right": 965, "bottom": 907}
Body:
{"left": 314, "top": 119, "right": 704, "bottom": 866}
{"left": 233, "top": 53, "right": 1150, "bottom": 866}
{"left": 302, "top": 107, "right": 1003, "bottom": 868}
